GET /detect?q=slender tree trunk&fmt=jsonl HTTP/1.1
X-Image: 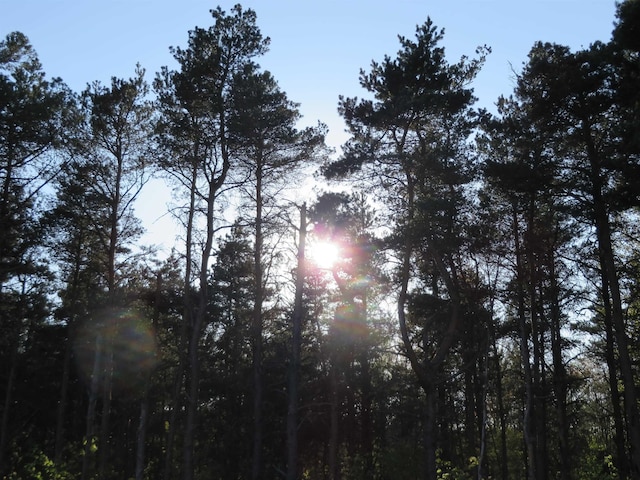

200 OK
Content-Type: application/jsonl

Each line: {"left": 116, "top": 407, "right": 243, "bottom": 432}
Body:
{"left": 329, "top": 360, "right": 340, "bottom": 480}
{"left": 57, "top": 232, "right": 89, "bottom": 465}
{"left": 135, "top": 399, "right": 149, "bottom": 480}
{"left": 494, "top": 350, "right": 509, "bottom": 480}
{"left": 164, "top": 354, "right": 186, "bottom": 480}
{"left": 55, "top": 340, "right": 72, "bottom": 464}
{"left": 525, "top": 197, "right": 548, "bottom": 480}
{"left": 0, "top": 342, "right": 17, "bottom": 477}
{"left": 164, "top": 166, "right": 197, "bottom": 480}
{"left": 486, "top": 305, "right": 509, "bottom": 480}
{"left": 534, "top": 325, "right": 548, "bottom": 480}
{"left": 595, "top": 210, "right": 640, "bottom": 476}
{"left": 136, "top": 272, "right": 161, "bottom": 480}
{"left": 398, "top": 248, "right": 458, "bottom": 480}
{"left": 182, "top": 272, "right": 202, "bottom": 480}
{"left": 96, "top": 144, "right": 123, "bottom": 480}
{"left": 395, "top": 173, "right": 437, "bottom": 480}
{"left": 287, "top": 203, "right": 306, "bottom": 480}
{"left": 548, "top": 254, "right": 571, "bottom": 480}
{"left": 184, "top": 182, "right": 216, "bottom": 480}
{"left": 252, "top": 164, "right": 265, "bottom": 480}
{"left": 55, "top": 252, "right": 82, "bottom": 466}
{"left": 0, "top": 164, "right": 14, "bottom": 479}
{"left": 99, "top": 341, "right": 113, "bottom": 480}
{"left": 583, "top": 123, "right": 640, "bottom": 476}
{"left": 82, "top": 334, "right": 103, "bottom": 480}
{"left": 512, "top": 207, "right": 536, "bottom": 480}
{"left": 463, "top": 347, "right": 478, "bottom": 455}
{"left": 478, "top": 338, "right": 490, "bottom": 480}
{"left": 601, "top": 271, "right": 628, "bottom": 477}
{"left": 183, "top": 323, "right": 199, "bottom": 480}
{"left": 250, "top": 313, "right": 263, "bottom": 480}
{"left": 185, "top": 152, "right": 229, "bottom": 480}
{"left": 395, "top": 176, "right": 463, "bottom": 480}
{"left": 424, "top": 382, "right": 437, "bottom": 480}
{"left": 359, "top": 346, "right": 373, "bottom": 478}
{"left": 530, "top": 302, "right": 547, "bottom": 480}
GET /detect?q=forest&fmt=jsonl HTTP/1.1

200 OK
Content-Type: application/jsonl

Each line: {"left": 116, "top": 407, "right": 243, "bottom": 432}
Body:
{"left": 1, "top": 2, "right": 640, "bottom": 479}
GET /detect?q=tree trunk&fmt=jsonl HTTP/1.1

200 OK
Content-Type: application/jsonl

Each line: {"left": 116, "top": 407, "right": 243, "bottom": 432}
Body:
{"left": 184, "top": 181, "right": 217, "bottom": 480}
{"left": 287, "top": 203, "right": 306, "bottom": 480}
{"left": 328, "top": 360, "right": 340, "bottom": 480}
{"left": 525, "top": 196, "right": 548, "bottom": 480}
{"left": 96, "top": 140, "right": 123, "bottom": 480}
{"left": 252, "top": 164, "right": 265, "bottom": 480}
{"left": 82, "top": 334, "right": 103, "bottom": 480}
{"left": 135, "top": 398, "right": 149, "bottom": 480}
{"left": 99, "top": 342, "right": 113, "bottom": 480}
{"left": 548, "top": 254, "right": 571, "bottom": 480}
{"left": 588, "top": 142, "right": 640, "bottom": 477}
{"left": 576, "top": 118, "right": 640, "bottom": 476}
{"left": 136, "top": 271, "right": 161, "bottom": 480}
{"left": 183, "top": 321, "right": 199, "bottom": 480}
{"left": 512, "top": 207, "right": 536, "bottom": 480}
{"left": 601, "top": 271, "right": 628, "bottom": 477}
{"left": 463, "top": 346, "right": 478, "bottom": 456}
{"left": 359, "top": 346, "right": 373, "bottom": 479}
{"left": 164, "top": 165, "right": 197, "bottom": 480}
{"left": 55, "top": 339, "right": 72, "bottom": 465}
{"left": 424, "top": 382, "right": 437, "bottom": 480}
{"left": 478, "top": 339, "right": 489, "bottom": 480}
{"left": 488, "top": 315, "right": 509, "bottom": 480}
{"left": 0, "top": 342, "right": 17, "bottom": 477}
{"left": 594, "top": 206, "right": 640, "bottom": 476}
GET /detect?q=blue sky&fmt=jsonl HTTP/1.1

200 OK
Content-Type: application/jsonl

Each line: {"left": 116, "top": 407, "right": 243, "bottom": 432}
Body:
{"left": 1, "top": 0, "right": 620, "bottom": 251}
{"left": 2, "top": 0, "right": 619, "bottom": 150}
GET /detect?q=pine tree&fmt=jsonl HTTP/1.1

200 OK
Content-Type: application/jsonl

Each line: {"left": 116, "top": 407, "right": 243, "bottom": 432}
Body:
{"left": 327, "top": 20, "right": 488, "bottom": 479}
{"left": 154, "top": 7, "right": 269, "bottom": 479}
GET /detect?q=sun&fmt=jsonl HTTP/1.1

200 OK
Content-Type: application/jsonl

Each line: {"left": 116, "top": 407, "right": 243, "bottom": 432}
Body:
{"left": 309, "top": 240, "right": 341, "bottom": 270}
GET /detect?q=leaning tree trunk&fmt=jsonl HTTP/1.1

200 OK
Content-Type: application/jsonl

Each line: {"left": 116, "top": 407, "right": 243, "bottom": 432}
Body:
{"left": 398, "top": 245, "right": 462, "bottom": 480}
{"left": 587, "top": 139, "right": 640, "bottom": 477}
{"left": 594, "top": 202, "right": 640, "bottom": 476}
{"left": 395, "top": 171, "right": 464, "bottom": 480}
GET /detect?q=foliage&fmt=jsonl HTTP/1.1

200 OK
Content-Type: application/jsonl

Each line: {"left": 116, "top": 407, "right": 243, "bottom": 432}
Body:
{"left": 5, "top": 447, "right": 73, "bottom": 480}
{"left": 2, "top": 3, "right": 640, "bottom": 480}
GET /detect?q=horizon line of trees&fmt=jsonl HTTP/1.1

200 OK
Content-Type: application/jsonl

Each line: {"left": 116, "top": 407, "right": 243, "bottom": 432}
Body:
{"left": 1, "top": 2, "right": 640, "bottom": 479}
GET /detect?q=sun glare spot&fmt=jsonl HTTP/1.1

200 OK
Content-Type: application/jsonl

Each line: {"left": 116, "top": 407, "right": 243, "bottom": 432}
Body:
{"left": 310, "top": 240, "right": 340, "bottom": 270}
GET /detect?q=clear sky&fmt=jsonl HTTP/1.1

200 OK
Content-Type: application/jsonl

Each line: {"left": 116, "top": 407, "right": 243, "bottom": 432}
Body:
{"left": 2, "top": 0, "right": 619, "bottom": 147}
{"left": 1, "top": 0, "right": 620, "bottom": 252}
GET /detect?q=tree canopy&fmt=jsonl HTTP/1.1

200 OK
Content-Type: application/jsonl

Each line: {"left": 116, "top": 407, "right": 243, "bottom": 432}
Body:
{"left": 1, "top": 3, "right": 640, "bottom": 480}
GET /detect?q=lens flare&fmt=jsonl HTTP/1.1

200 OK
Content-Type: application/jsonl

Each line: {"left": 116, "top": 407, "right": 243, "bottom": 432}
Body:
{"left": 73, "top": 308, "right": 158, "bottom": 398}
{"left": 333, "top": 303, "right": 369, "bottom": 342}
